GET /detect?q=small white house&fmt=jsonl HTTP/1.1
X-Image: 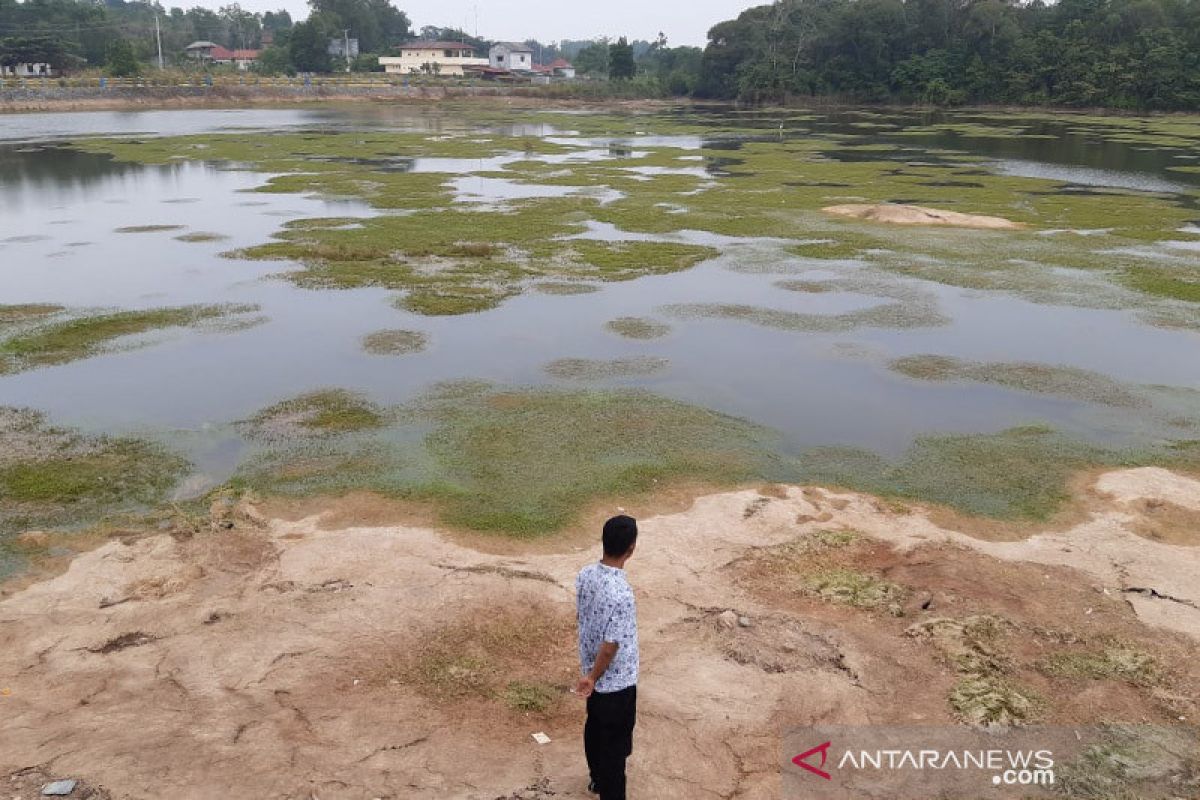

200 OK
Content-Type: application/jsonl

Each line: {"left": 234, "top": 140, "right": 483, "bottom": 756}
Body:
{"left": 548, "top": 58, "right": 576, "bottom": 79}
{"left": 488, "top": 42, "right": 533, "bottom": 71}
{"left": 379, "top": 41, "right": 487, "bottom": 76}
{"left": 0, "top": 63, "right": 55, "bottom": 78}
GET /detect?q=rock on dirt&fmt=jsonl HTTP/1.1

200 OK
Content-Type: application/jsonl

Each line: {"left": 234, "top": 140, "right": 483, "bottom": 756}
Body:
{"left": 822, "top": 203, "right": 1025, "bottom": 230}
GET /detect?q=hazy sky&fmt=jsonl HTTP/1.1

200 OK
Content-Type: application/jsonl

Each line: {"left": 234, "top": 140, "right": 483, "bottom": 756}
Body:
{"left": 228, "top": 0, "right": 754, "bottom": 47}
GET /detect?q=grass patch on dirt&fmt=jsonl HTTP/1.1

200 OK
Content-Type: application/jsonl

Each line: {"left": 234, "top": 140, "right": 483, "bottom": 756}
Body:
{"left": 1056, "top": 725, "right": 1200, "bottom": 799}
{"left": 384, "top": 605, "right": 573, "bottom": 716}
{"left": 908, "top": 615, "right": 1043, "bottom": 725}
{"left": 799, "top": 567, "right": 907, "bottom": 615}
{"left": 948, "top": 675, "right": 1042, "bottom": 726}
{"left": 1039, "top": 645, "right": 1163, "bottom": 687}
{"left": 361, "top": 329, "right": 428, "bottom": 356}
{"left": 605, "top": 316, "right": 671, "bottom": 339}
{"left": 0, "top": 304, "right": 258, "bottom": 375}
{"left": 908, "top": 615, "right": 1013, "bottom": 676}
{"left": 502, "top": 680, "right": 559, "bottom": 713}
{"left": 544, "top": 356, "right": 668, "bottom": 381}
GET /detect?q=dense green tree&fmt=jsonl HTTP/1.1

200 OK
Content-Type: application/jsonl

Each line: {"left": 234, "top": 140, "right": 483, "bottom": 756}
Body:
{"left": 255, "top": 44, "right": 292, "bottom": 74}
{"left": 104, "top": 38, "right": 140, "bottom": 76}
{"left": 695, "top": 0, "right": 1200, "bottom": 109}
{"left": 574, "top": 40, "right": 609, "bottom": 75}
{"left": 307, "top": 0, "right": 409, "bottom": 53}
{"left": 608, "top": 36, "right": 634, "bottom": 79}
{"left": 288, "top": 18, "right": 331, "bottom": 72}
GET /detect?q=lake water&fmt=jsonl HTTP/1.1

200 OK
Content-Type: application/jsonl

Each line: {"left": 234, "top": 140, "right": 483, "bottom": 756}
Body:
{"left": 1, "top": 105, "right": 1198, "bottom": 486}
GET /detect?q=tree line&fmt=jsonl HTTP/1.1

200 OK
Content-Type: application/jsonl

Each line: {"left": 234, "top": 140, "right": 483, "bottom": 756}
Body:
{"left": 7, "top": 0, "right": 1194, "bottom": 109}
{"left": 693, "top": 0, "right": 1200, "bottom": 109}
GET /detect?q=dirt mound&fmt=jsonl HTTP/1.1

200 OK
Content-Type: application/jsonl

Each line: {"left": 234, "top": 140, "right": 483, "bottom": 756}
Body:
{"left": 822, "top": 203, "right": 1025, "bottom": 229}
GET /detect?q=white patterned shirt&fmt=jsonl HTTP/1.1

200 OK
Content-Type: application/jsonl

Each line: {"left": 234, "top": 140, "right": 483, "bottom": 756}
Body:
{"left": 576, "top": 562, "right": 639, "bottom": 693}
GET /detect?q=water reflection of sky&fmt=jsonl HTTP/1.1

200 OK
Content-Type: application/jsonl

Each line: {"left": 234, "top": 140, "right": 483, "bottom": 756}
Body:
{"left": 1, "top": 108, "right": 1199, "bottom": 482}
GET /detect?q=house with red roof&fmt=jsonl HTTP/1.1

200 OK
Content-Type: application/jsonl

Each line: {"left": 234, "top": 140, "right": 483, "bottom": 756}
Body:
{"left": 548, "top": 58, "right": 575, "bottom": 79}
{"left": 185, "top": 41, "right": 261, "bottom": 71}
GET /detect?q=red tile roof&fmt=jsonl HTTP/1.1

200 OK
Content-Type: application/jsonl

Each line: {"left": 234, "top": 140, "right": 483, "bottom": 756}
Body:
{"left": 549, "top": 58, "right": 573, "bottom": 69}
{"left": 206, "top": 46, "right": 260, "bottom": 60}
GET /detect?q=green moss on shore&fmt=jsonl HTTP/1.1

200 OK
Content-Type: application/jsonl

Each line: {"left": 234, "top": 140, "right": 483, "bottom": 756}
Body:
{"left": 0, "top": 408, "right": 189, "bottom": 575}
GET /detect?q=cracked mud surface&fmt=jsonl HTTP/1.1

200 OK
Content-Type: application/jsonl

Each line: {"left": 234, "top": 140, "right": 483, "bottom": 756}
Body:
{"left": 2, "top": 468, "right": 1199, "bottom": 798}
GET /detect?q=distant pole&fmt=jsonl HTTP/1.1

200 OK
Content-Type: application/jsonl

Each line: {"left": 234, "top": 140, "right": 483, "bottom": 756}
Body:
{"left": 344, "top": 28, "right": 351, "bottom": 73}
{"left": 155, "top": 14, "right": 164, "bottom": 70}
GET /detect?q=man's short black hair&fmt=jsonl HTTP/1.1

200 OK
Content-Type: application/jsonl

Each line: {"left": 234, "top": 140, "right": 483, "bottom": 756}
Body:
{"left": 602, "top": 514, "right": 638, "bottom": 556}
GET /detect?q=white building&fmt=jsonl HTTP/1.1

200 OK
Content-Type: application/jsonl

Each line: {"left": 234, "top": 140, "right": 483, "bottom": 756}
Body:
{"left": 488, "top": 42, "right": 533, "bottom": 71}
{"left": 0, "top": 63, "right": 55, "bottom": 78}
{"left": 328, "top": 37, "right": 360, "bottom": 59}
{"left": 378, "top": 41, "right": 487, "bottom": 76}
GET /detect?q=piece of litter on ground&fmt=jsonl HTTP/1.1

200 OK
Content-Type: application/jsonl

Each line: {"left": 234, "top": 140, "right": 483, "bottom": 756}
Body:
{"left": 531, "top": 732, "right": 551, "bottom": 745}
{"left": 41, "top": 780, "right": 77, "bottom": 796}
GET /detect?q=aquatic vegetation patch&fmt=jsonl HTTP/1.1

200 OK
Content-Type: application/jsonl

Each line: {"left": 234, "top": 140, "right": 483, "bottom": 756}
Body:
{"left": 174, "top": 231, "right": 231, "bottom": 243}
{"left": 0, "top": 304, "right": 65, "bottom": 325}
{"left": 795, "top": 426, "right": 1112, "bottom": 521}
{"left": 0, "top": 407, "right": 189, "bottom": 574}
{"left": 245, "top": 389, "right": 386, "bottom": 440}
{"left": 1121, "top": 264, "right": 1200, "bottom": 304}
{"left": 0, "top": 304, "right": 258, "bottom": 375}
{"left": 605, "top": 316, "right": 671, "bottom": 339}
{"left": 890, "top": 356, "right": 1146, "bottom": 408}
{"left": 663, "top": 298, "right": 949, "bottom": 333}
{"left": 543, "top": 356, "right": 669, "bottom": 381}
{"left": 237, "top": 384, "right": 783, "bottom": 536}
{"left": 533, "top": 281, "right": 600, "bottom": 295}
{"left": 240, "top": 199, "right": 716, "bottom": 315}
{"left": 114, "top": 224, "right": 186, "bottom": 234}
{"left": 361, "top": 329, "right": 428, "bottom": 355}
{"left": 236, "top": 380, "right": 1200, "bottom": 532}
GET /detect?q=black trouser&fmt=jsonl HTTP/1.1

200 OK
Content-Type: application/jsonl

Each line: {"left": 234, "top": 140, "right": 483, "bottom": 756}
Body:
{"left": 584, "top": 684, "right": 637, "bottom": 800}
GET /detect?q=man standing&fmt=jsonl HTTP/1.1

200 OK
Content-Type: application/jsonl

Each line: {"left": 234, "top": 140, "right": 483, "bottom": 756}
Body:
{"left": 575, "top": 515, "right": 639, "bottom": 800}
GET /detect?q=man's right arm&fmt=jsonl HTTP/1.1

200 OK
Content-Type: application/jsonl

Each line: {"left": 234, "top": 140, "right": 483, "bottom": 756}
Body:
{"left": 575, "top": 640, "right": 618, "bottom": 698}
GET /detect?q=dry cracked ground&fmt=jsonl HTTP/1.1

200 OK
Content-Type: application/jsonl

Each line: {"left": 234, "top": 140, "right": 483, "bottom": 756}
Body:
{"left": 3, "top": 468, "right": 1200, "bottom": 799}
